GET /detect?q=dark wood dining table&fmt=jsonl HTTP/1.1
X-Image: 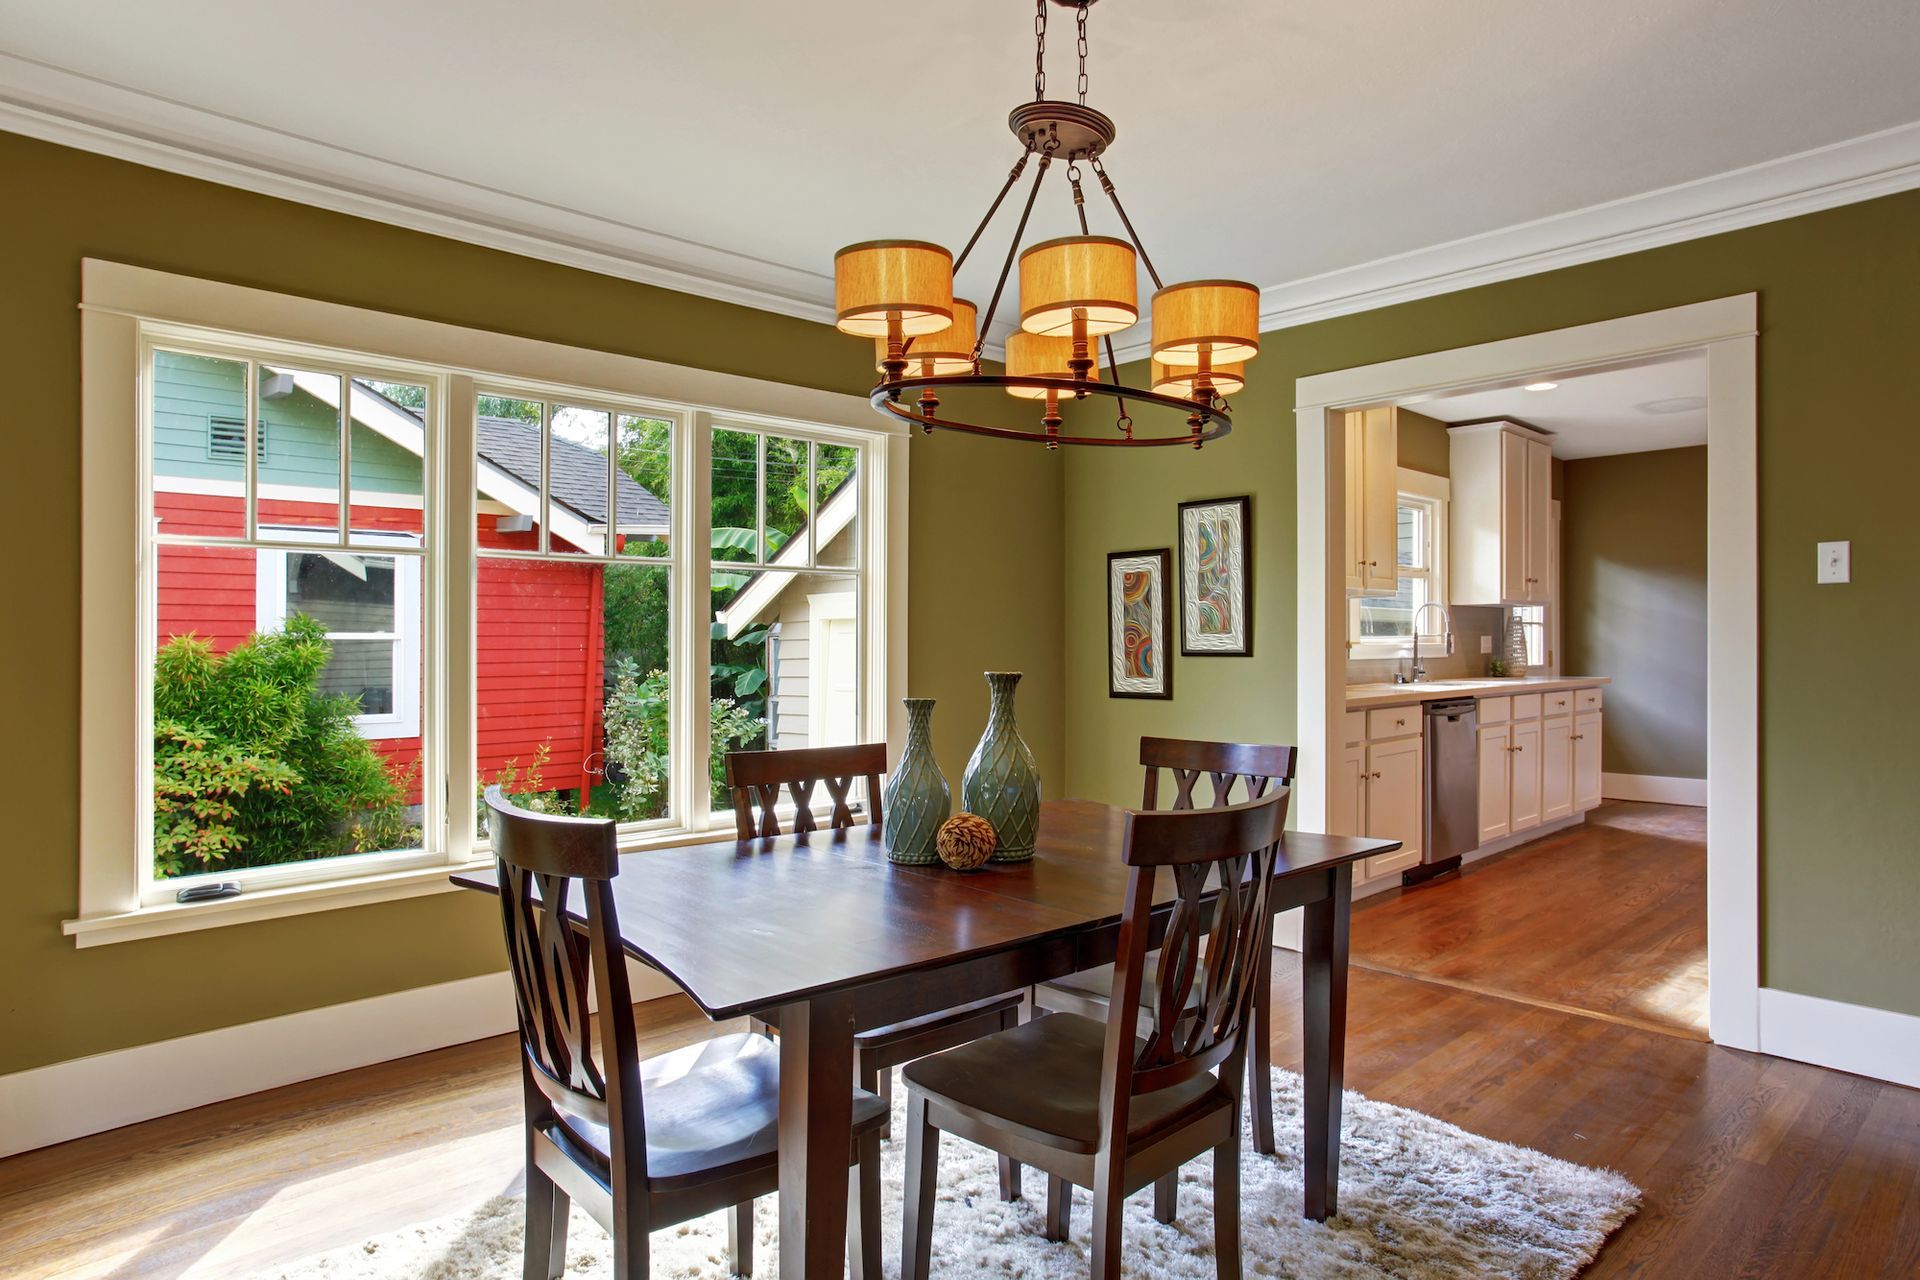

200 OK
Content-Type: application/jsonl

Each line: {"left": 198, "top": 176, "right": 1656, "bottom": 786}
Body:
{"left": 453, "top": 797, "right": 1397, "bottom": 1278}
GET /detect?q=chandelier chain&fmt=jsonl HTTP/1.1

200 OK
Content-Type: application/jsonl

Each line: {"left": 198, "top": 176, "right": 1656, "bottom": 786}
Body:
{"left": 1076, "top": 4, "right": 1090, "bottom": 104}
{"left": 1034, "top": 0, "right": 1048, "bottom": 101}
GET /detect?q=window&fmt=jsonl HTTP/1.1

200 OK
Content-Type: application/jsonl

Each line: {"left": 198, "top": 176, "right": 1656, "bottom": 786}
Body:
{"left": 1349, "top": 472, "right": 1448, "bottom": 656}
{"left": 74, "top": 261, "right": 905, "bottom": 940}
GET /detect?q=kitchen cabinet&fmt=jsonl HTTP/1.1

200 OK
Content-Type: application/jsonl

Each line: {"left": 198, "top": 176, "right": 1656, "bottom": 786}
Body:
{"left": 1449, "top": 421, "right": 1552, "bottom": 606}
{"left": 1573, "top": 710, "right": 1603, "bottom": 810}
{"left": 1337, "top": 713, "right": 1421, "bottom": 881}
{"left": 1541, "top": 714, "right": 1573, "bottom": 822}
{"left": 1508, "top": 716, "right": 1543, "bottom": 830}
{"left": 1478, "top": 722, "right": 1512, "bottom": 844}
{"left": 1345, "top": 406, "right": 1398, "bottom": 597}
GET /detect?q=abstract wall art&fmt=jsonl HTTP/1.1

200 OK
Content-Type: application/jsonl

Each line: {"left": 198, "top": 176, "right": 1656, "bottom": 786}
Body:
{"left": 1107, "top": 548, "right": 1173, "bottom": 699}
{"left": 1178, "top": 495, "right": 1251, "bottom": 656}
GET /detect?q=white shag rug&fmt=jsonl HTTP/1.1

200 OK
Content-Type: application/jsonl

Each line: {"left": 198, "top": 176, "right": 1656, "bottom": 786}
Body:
{"left": 268, "top": 1068, "right": 1637, "bottom": 1279}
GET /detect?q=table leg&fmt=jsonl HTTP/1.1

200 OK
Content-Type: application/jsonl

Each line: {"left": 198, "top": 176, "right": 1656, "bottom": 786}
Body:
{"left": 777, "top": 995, "right": 856, "bottom": 1279}
{"left": 1300, "top": 863, "right": 1352, "bottom": 1221}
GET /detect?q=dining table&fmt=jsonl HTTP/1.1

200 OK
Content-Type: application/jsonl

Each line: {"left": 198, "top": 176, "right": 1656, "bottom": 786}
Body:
{"left": 453, "top": 797, "right": 1398, "bottom": 1279}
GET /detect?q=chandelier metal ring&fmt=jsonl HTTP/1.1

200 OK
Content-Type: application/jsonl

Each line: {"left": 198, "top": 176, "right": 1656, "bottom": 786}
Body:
{"left": 872, "top": 375, "right": 1230, "bottom": 449}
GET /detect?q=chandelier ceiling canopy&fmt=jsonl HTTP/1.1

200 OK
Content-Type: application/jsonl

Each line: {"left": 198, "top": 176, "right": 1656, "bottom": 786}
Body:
{"left": 831, "top": 0, "right": 1261, "bottom": 449}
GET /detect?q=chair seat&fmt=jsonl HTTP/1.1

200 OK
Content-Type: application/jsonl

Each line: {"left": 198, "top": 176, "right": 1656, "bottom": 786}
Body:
{"left": 1038, "top": 955, "right": 1203, "bottom": 1032}
{"left": 901, "top": 1012, "right": 1230, "bottom": 1156}
{"left": 856, "top": 991, "right": 1024, "bottom": 1050}
{"left": 551, "top": 1032, "right": 889, "bottom": 1189}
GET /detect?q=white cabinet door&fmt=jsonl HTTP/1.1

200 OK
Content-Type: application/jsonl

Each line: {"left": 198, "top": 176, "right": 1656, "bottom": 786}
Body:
{"left": 1477, "top": 723, "right": 1512, "bottom": 844}
{"left": 1365, "top": 735, "right": 1423, "bottom": 871}
{"left": 1525, "top": 438, "right": 1553, "bottom": 602}
{"left": 1332, "top": 741, "right": 1367, "bottom": 837}
{"left": 1500, "top": 429, "right": 1530, "bottom": 603}
{"left": 1344, "top": 411, "right": 1365, "bottom": 595}
{"left": 1573, "top": 711, "right": 1604, "bottom": 810}
{"left": 1360, "top": 408, "right": 1399, "bottom": 595}
{"left": 1541, "top": 715, "right": 1573, "bottom": 822}
{"left": 1509, "top": 717, "right": 1543, "bottom": 832}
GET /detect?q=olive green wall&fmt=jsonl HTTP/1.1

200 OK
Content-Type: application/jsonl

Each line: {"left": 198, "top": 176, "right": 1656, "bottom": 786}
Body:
{"left": 0, "top": 130, "right": 1064, "bottom": 1076}
{"left": 1562, "top": 447, "right": 1709, "bottom": 780}
{"left": 1395, "top": 407, "right": 1451, "bottom": 477}
{"left": 1066, "top": 187, "right": 1920, "bottom": 1019}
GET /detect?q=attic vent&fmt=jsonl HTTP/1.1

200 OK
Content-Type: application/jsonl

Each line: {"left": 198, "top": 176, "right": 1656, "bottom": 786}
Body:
{"left": 208, "top": 415, "right": 262, "bottom": 462}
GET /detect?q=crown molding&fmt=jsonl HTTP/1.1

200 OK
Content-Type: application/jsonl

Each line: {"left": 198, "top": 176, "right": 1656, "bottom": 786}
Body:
{"left": 5, "top": 51, "right": 1917, "bottom": 363}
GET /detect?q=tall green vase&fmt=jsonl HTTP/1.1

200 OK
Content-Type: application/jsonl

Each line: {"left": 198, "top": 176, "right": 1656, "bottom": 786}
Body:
{"left": 883, "top": 698, "right": 949, "bottom": 865}
{"left": 962, "top": 672, "right": 1041, "bottom": 861}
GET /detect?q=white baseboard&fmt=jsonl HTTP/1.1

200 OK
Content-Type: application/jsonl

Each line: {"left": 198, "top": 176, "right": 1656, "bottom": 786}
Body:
{"left": 1757, "top": 988, "right": 1920, "bottom": 1090}
{"left": 0, "top": 961, "right": 677, "bottom": 1159}
{"left": 1602, "top": 772, "right": 1708, "bottom": 806}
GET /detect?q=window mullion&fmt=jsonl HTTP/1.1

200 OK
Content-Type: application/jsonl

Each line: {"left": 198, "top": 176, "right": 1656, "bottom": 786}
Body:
{"left": 444, "top": 374, "right": 478, "bottom": 862}
{"left": 681, "top": 411, "right": 715, "bottom": 832}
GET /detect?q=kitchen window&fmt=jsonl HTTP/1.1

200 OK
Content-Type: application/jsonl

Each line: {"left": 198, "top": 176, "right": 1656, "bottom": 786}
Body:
{"left": 1349, "top": 471, "right": 1449, "bottom": 657}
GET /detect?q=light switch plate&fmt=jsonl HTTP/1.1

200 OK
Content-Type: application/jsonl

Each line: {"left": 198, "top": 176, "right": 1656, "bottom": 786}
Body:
{"left": 1817, "top": 541, "right": 1850, "bottom": 584}
{"left": 1480, "top": 635, "right": 1494, "bottom": 654}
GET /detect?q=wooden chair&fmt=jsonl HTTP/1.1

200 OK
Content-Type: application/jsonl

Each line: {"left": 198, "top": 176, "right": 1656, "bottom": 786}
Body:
{"left": 900, "top": 785, "right": 1291, "bottom": 1279}
{"left": 483, "top": 786, "right": 887, "bottom": 1280}
{"left": 724, "top": 744, "right": 1028, "bottom": 1198}
{"left": 1031, "top": 737, "right": 1298, "bottom": 1156}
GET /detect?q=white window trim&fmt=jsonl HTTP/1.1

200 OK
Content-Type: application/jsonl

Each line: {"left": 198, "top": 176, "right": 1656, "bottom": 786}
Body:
{"left": 72, "top": 259, "right": 908, "bottom": 947}
{"left": 256, "top": 528, "right": 423, "bottom": 740}
{"left": 1347, "top": 468, "right": 1451, "bottom": 659}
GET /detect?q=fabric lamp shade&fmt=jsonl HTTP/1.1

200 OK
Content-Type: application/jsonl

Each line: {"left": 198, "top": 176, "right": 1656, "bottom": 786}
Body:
{"left": 1152, "top": 359, "right": 1246, "bottom": 397}
{"left": 1004, "top": 331, "right": 1101, "bottom": 399}
{"left": 1150, "top": 280, "right": 1261, "bottom": 365}
{"left": 879, "top": 298, "right": 979, "bottom": 375}
{"left": 835, "top": 240, "right": 955, "bottom": 337}
{"left": 1017, "top": 236, "right": 1138, "bottom": 338}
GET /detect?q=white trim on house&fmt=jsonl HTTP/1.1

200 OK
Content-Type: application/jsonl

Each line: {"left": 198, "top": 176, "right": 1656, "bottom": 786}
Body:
{"left": 1292, "top": 296, "right": 1769, "bottom": 1060}
{"left": 1601, "top": 773, "right": 1709, "bottom": 806}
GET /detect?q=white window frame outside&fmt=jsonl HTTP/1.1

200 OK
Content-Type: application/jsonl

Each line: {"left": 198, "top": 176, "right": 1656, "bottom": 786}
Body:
{"left": 72, "top": 260, "right": 909, "bottom": 946}
{"left": 256, "top": 529, "right": 424, "bottom": 741}
{"left": 1347, "top": 468, "right": 1451, "bottom": 659}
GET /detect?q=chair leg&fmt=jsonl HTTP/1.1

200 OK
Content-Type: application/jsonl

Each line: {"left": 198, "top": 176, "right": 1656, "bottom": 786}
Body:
{"left": 1044, "top": 1174, "right": 1071, "bottom": 1243}
{"left": 726, "top": 1198, "right": 753, "bottom": 1278}
{"left": 1249, "top": 954, "right": 1276, "bottom": 1157}
{"left": 900, "top": 1092, "right": 941, "bottom": 1280}
{"left": 1214, "top": 1120, "right": 1243, "bottom": 1280}
{"left": 749, "top": 1015, "right": 775, "bottom": 1040}
{"left": 1152, "top": 1170, "right": 1178, "bottom": 1224}
{"left": 613, "top": 1210, "right": 650, "bottom": 1280}
{"left": 997, "top": 1005, "right": 1024, "bottom": 1198}
{"left": 1089, "top": 1154, "right": 1126, "bottom": 1280}
{"left": 848, "top": 1130, "right": 882, "bottom": 1280}
{"left": 860, "top": 1049, "right": 891, "bottom": 1141}
{"left": 523, "top": 1160, "right": 567, "bottom": 1280}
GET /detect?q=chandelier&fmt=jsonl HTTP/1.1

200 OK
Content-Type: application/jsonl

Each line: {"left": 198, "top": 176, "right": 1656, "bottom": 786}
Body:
{"left": 832, "top": 0, "right": 1260, "bottom": 449}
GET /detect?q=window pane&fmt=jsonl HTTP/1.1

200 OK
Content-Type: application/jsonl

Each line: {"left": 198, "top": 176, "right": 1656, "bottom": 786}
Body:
{"left": 1356, "top": 573, "right": 1424, "bottom": 639}
{"left": 152, "top": 545, "right": 424, "bottom": 880}
{"left": 549, "top": 405, "right": 612, "bottom": 557}
{"left": 711, "top": 568, "right": 860, "bottom": 811}
{"left": 764, "top": 436, "right": 809, "bottom": 561}
{"left": 1396, "top": 502, "right": 1425, "bottom": 569}
{"left": 350, "top": 381, "right": 426, "bottom": 544}
{"left": 813, "top": 443, "right": 859, "bottom": 568}
{"left": 258, "top": 365, "right": 342, "bottom": 532}
{"left": 285, "top": 550, "right": 397, "bottom": 633}
{"left": 475, "top": 396, "right": 548, "bottom": 552}
{"left": 616, "top": 414, "right": 673, "bottom": 558}
{"left": 711, "top": 428, "right": 760, "bottom": 563}
{"left": 151, "top": 349, "right": 248, "bottom": 538}
{"left": 594, "top": 563, "right": 673, "bottom": 824}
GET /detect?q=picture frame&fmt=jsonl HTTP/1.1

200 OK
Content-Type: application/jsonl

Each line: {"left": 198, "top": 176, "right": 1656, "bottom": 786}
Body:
{"left": 1177, "top": 495, "right": 1252, "bottom": 657}
{"left": 1107, "top": 548, "right": 1174, "bottom": 700}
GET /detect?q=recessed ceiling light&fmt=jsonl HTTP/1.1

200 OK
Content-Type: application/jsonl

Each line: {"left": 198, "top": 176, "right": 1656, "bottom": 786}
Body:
{"left": 1524, "top": 381, "right": 1559, "bottom": 392}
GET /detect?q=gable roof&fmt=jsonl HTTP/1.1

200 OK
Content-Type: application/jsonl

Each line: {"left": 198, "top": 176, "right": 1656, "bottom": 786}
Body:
{"left": 471, "top": 413, "right": 668, "bottom": 527}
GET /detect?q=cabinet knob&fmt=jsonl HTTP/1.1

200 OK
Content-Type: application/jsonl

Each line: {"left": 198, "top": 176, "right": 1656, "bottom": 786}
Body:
{"left": 1371, "top": 771, "right": 1383, "bottom": 779}
{"left": 1571, "top": 734, "right": 1583, "bottom": 741}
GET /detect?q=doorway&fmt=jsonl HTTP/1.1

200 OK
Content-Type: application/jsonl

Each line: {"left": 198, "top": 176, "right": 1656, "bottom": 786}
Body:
{"left": 1290, "top": 296, "right": 1759, "bottom": 1050}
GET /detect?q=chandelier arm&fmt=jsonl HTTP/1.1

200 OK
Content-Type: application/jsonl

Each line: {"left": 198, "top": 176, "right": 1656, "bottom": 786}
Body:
{"left": 974, "top": 151, "right": 1055, "bottom": 359}
{"left": 1089, "top": 158, "right": 1165, "bottom": 290}
{"left": 1068, "top": 164, "right": 1132, "bottom": 435}
{"left": 953, "top": 152, "right": 1031, "bottom": 274}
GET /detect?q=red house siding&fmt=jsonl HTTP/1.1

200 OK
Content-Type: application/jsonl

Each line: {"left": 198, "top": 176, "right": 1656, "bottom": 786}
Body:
{"left": 154, "top": 493, "right": 604, "bottom": 805}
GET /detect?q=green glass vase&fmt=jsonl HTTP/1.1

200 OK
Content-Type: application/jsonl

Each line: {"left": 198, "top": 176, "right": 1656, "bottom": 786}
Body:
{"left": 883, "top": 698, "right": 950, "bottom": 865}
{"left": 962, "top": 672, "right": 1041, "bottom": 861}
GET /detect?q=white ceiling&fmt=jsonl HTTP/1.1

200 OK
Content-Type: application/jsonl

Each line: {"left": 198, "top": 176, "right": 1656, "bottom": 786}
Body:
{"left": 1408, "top": 354, "right": 1708, "bottom": 459}
{"left": 3, "top": 1, "right": 1918, "bottom": 349}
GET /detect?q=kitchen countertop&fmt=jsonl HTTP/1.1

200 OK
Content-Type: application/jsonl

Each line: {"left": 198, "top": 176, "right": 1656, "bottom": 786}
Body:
{"left": 1344, "top": 675, "right": 1612, "bottom": 710}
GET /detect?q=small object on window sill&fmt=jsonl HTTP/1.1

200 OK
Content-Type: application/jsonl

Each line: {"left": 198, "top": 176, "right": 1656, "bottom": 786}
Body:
{"left": 176, "top": 881, "right": 245, "bottom": 904}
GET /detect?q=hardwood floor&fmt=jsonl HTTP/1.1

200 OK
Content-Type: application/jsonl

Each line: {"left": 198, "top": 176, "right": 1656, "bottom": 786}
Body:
{"left": 4, "top": 858, "right": 1917, "bottom": 1277}
{"left": 1351, "top": 801, "right": 1710, "bottom": 1038}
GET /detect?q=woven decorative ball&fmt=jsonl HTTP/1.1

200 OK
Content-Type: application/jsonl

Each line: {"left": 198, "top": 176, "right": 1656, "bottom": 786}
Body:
{"left": 936, "top": 813, "right": 997, "bottom": 871}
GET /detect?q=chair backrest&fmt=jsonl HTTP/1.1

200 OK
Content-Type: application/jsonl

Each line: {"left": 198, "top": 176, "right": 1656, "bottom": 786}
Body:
{"left": 484, "top": 786, "right": 645, "bottom": 1173}
{"left": 1140, "top": 736, "right": 1298, "bottom": 811}
{"left": 1097, "top": 785, "right": 1292, "bottom": 1146}
{"left": 724, "top": 743, "right": 887, "bottom": 839}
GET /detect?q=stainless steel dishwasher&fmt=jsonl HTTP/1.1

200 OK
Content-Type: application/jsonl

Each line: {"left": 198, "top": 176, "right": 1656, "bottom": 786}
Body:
{"left": 1409, "top": 697, "right": 1478, "bottom": 886}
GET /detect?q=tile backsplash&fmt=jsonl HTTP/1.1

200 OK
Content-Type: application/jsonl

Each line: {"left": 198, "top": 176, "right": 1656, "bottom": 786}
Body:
{"left": 1346, "top": 605, "right": 1509, "bottom": 684}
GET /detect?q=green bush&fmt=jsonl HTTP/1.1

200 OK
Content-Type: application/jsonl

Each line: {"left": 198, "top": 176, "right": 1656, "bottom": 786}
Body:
{"left": 597, "top": 658, "right": 762, "bottom": 823}
{"left": 152, "top": 615, "right": 419, "bottom": 877}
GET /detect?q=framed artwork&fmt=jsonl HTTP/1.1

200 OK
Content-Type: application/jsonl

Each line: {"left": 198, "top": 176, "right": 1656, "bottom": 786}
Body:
{"left": 1107, "top": 548, "right": 1173, "bottom": 700}
{"left": 1177, "top": 495, "right": 1252, "bottom": 656}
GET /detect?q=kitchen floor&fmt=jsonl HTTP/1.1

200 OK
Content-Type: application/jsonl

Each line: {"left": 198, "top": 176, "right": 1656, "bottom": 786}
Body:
{"left": 1350, "top": 800, "right": 1708, "bottom": 1039}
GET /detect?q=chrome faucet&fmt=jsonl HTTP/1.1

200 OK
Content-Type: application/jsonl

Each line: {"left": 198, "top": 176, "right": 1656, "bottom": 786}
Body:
{"left": 1398, "top": 602, "right": 1453, "bottom": 683}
